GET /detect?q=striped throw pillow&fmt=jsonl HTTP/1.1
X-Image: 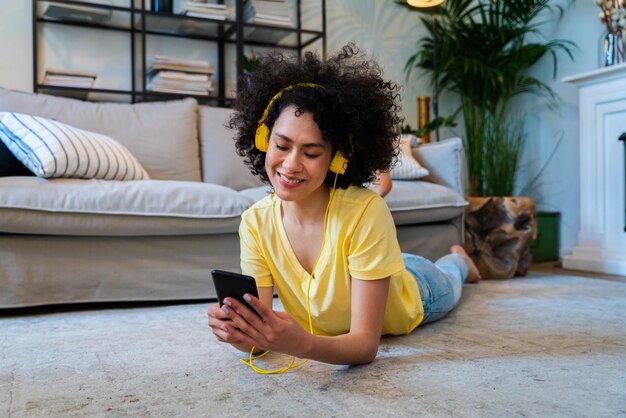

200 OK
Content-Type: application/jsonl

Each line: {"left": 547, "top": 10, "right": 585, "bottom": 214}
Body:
{"left": 390, "top": 134, "right": 429, "bottom": 180}
{"left": 0, "top": 112, "right": 149, "bottom": 180}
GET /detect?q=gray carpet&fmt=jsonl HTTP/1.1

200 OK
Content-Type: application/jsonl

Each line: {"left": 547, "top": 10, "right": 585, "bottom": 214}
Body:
{"left": 1, "top": 272, "right": 625, "bottom": 417}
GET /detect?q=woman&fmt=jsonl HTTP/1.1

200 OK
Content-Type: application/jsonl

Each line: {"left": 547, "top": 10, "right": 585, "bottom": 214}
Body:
{"left": 207, "top": 44, "right": 480, "bottom": 368}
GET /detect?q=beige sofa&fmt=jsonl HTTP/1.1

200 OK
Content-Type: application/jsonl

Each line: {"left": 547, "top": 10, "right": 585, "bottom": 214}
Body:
{"left": 0, "top": 87, "right": 468, "bottom": 308}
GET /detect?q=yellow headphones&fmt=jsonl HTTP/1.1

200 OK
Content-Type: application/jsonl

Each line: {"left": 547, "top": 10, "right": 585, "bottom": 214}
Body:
{"left": 254, "top": 83, "right": 348, "bottom": 175}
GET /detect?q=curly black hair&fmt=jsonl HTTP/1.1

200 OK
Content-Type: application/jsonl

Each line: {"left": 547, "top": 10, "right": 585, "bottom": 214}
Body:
{"left": 228, "top": 43, "right": 403, "bottom": 189}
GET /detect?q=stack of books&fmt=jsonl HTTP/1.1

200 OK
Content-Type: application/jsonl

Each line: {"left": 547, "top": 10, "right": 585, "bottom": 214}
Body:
{"left": 245, "top": 0, "right": 295, "bottom": 28}
{"left": 184, "top": 1, "right": 233, "bottom": 20}
{"left": 43, "top": 0, "right": 113, "bottom": 24}
{"left": 42, "top": 69, "right": 97, "bottom": 89}
{"left": 147, "top": 54, "right": 215, "bottom": 96}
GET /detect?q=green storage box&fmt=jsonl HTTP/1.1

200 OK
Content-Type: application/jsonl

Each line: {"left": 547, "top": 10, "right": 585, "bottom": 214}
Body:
{"left": 530, "top": 212, "right": 560, "bottom": 262}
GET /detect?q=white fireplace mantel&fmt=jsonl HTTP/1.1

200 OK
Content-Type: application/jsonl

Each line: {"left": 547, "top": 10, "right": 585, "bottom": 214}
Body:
{"left": 562, "top": 64, "right": 626, "bottom": 276}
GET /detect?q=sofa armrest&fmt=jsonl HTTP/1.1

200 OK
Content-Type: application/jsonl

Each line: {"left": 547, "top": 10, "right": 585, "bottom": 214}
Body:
{"left": 411, "top": 137, "right": 465, "bottom": 195}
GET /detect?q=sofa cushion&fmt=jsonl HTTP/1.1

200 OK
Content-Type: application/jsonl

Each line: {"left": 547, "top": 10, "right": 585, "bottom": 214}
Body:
{"left": 239, "top": 184, "right": 273, "bottom": 203}
{"left": 198, "top": 105, "right": 264, "bottom": 191}
{"left": 0, "top": 177, "right": 253, "bottom": 236}
{"left": 384, "top": 180, "right": 467, "bottom": 225}
{"left": 413, "top": 137, "right": 464, "bottom": 194}
{"left": 0, "top": 112, "right": 149, "bottom": 180}
{"left": 241, "top": 181, "right": 467, "bottom": 225}
{"left": 0, "top": 88, "right": 201, "bottom": 182}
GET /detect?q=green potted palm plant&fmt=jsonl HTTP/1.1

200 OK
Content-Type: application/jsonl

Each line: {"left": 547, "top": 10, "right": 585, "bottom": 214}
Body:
{"left": 401, "top": 0, "right": 575, "bottom": 278}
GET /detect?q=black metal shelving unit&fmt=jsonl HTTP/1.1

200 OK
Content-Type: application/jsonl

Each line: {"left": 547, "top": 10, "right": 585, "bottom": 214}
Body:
{"left": 32, "top": 0, "right": 326, "bottom": 106}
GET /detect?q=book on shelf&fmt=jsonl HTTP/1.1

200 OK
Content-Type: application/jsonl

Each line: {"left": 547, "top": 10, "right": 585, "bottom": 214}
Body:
{"left": 147, "top": 55, "right": 215, "bottom": 96}
{"left": 149, "top": 54, "right": 215, "bottom": 74}
{"left": 151, "top": 71, "right": 210, "bottom": 82}
{"left": 42, "top": 78, "right": 95, "bottom": 88}
{"left": 43, "top": 0, "right": 113, "bottom": 24}
{"left": 146, "top": 85, "right": 212, "bottom": 96}
{"left": 186, "top": 3, "right": 228, "bottom": 12}
{"left": 249, "top": 16, "right": 293, "bottom": 27}
{"left": 185, "top": 11, "right": 229, "bottom": 20}
{"left": 150, "top": 73, "right": 213, "bottom": 91}
{"left": 148, "top": 62, "right": 216, "bottom": 75}
{"left": 148, "top": 79, "right": 214, "bottom": 92}
{"left": 44, "top": 68, "right": 98, "bottom": 79}
{"left": 184, "top": 2, "right": 233, "bottom": 21}
{"left": 245, "top": 0, "right": 295, "bottom": 28}
{"left": 253, "top": 13, "right": 292, "bottom": 22}
{"left": 152, "top": 54, "right": 211, "bottom": 66}
{"left": 42, "top": 69, "right": 97, "bottom": 89}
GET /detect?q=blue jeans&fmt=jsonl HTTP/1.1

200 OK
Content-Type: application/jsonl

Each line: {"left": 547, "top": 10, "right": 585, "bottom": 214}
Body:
{"left": 402, "top": 253, "right": 468, "bottom": 326}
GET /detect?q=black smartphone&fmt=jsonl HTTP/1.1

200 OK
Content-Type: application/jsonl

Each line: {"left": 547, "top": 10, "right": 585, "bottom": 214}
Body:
{"left": 211, "top": 269, "right": 261, "bottom": 317}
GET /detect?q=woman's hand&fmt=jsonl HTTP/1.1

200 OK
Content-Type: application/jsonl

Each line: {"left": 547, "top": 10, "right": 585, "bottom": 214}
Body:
{"left": 207, "top": 302, "right": 242, "bottom": 343}
{"left": 214, "top": 294, "right": 311, "bottom": 358}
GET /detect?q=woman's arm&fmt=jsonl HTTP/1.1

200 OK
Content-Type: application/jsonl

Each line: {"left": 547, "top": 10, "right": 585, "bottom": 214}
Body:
{"left": 219, "top": 276, "right": 390, "bottom": 365}
{"left": 301, "top": 276, "right": 391, "bottom": 364}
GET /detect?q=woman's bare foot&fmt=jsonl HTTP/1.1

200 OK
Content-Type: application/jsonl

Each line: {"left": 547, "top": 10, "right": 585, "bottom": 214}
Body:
{"left": 450, "top": 245, "right": 482, "bottom": 283}
{"left": 369, "top": 171, "right": 392, "bottom": 198}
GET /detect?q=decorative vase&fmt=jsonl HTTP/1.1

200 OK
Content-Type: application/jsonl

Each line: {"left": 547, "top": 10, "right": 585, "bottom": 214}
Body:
{"left": 417, "top": 96, "right": 430, "bottom": 144}
{"left": 601, "top": 31, "right": 626, "bottom": 67}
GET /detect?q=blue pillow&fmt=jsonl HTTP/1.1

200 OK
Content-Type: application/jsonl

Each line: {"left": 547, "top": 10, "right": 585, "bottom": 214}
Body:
{"left": 0, "top": 137, "right": 34, "bottom": 177}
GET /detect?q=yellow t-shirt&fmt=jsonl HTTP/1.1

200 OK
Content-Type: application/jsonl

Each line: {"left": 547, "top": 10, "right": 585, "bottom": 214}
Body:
{"left": 239, "top": 185, "right": 424, "bottom": 336}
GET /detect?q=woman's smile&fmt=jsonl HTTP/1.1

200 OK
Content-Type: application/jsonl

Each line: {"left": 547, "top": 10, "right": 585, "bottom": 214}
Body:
{"left": 277, "top": 172, "right": 305, "bottom": 187}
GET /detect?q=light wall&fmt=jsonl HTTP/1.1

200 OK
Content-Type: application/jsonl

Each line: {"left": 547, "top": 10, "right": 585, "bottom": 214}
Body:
{"left": 0, "top": 0, "right": 609, "bottom": 256}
